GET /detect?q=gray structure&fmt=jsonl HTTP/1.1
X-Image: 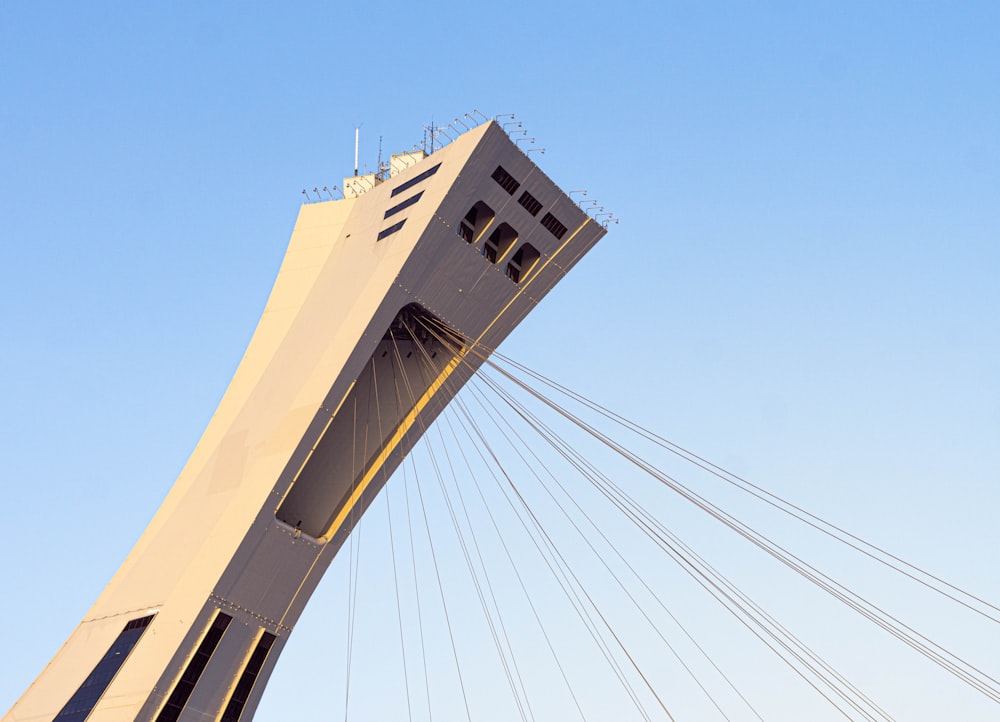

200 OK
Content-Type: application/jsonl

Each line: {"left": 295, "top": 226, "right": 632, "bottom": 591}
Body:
{"left": 6, "top": 120, "right": 605, "bottom": 721}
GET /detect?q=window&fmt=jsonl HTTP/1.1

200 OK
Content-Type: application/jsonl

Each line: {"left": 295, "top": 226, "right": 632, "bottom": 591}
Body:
{"left": 221, "top": 632, "right": 277, "bottom": 722}
{"left": 384, "top": 191, "right": 423, "bottom": 219}
{"left": 156, "top": 613, "right": 233, "bottom": 722}
{"left": 377, "top": 219, "right": 406, "bottom": 241}
{"left": 55, "top": 615, "right": 156, "bottom": 721}
{"left": 483, "top": 223, "right": 517, "bottom": 264}
{"left": 390, "top": 162, "right": 441, "bottom": 197}
{"left": 491, "top": 165, "right": 520, "bottom": 195}
{"left": 506, "top": 243, "right": 541, "bottom": 283}
{"left": 540, "top": 212, "right": 568, "bottom": 239}
{"left": 517, "top": 191, "right": 543, "bottom": 216}
{"left": 457, "top": 200, "right": 494, "bottom": 244}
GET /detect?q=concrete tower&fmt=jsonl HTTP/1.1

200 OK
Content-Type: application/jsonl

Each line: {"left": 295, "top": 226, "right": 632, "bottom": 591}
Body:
{"left": 6, "top": 120, "right": 605, "bottom": 721}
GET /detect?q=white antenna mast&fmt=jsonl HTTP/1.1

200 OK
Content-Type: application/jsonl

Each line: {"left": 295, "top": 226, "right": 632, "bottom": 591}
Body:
{"left": 354, "top": 127, "right": 360, "bottom": 177}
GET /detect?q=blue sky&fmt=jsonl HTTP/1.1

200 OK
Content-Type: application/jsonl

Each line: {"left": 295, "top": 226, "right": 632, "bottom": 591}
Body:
{"left": 1, "top": 2, "right": 998, "bottom": 719}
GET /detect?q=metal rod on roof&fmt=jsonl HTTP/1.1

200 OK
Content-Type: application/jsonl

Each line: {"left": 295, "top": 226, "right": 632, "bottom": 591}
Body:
{"left": 354, "top": 128, "right": 359, "bottom": 177}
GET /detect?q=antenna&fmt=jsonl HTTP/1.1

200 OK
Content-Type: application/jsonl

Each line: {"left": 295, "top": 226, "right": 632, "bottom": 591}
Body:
{"left": 354, "top": 127, "right": 359, "bottom": 177}
{"left": 377, "top": 135, "right": 383, "bottom": 178}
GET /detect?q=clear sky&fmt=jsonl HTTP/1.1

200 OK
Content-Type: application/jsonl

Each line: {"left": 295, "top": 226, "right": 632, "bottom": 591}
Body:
{"left": 1, "top": 2, "right": 998, "bottom": 720}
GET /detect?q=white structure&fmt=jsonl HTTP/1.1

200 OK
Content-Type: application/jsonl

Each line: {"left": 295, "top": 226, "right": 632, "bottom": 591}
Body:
{"left": 6, "top": 120, "right": 605, "bottom": 721}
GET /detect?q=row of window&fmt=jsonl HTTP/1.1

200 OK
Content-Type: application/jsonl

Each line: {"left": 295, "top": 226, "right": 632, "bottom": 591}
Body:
{"left": 377, "top": 162, "right": 443, "bottom": 241}
{"left": 378, "top": 161, "right": 568, "bottom": 250}
{"left": 457, "top": 200, "right": 541, "bottom": 283}
{"left": 491, "top": 165, "right": 569, "bottom": 239}
{"left": 153, "top": 611, "right": 277, "bottom": 721}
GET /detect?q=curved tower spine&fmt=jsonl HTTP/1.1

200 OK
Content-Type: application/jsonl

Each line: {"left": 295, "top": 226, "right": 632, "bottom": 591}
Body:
{"left": 6, "top": 120, "right": 605, "bottom": 721}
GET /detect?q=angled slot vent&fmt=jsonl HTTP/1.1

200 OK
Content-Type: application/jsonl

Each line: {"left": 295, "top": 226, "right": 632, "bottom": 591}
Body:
{"left": 377, "top": 219, "right": 406, "bottom": 241}
{"left": 390, "top": 162, "right": 441, "bottom": 197}
{"left": 384, "top": 191, "right": 423, "bottom": 219}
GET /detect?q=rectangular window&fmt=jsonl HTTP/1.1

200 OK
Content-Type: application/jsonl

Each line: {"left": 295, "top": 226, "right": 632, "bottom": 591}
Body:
{"left": 55, "top": 615, "right": 156, "bottom": 721}
{"left": 390, "top": 162, "right": 441, "bottom": 197}
{"left": 540, "top": 212, "right": 568, "bottom": 240}
{"left": 384, "top": 191, "right": 424, "bottom": 219}
{"left": 156, "top": 613, "right": 233, "bottom": 722}
{"left": 517, "top": 191, "right": 543, "bottom": 216}
{"left": 221, "top": 632, "right": 277, "bottom": 722}
{"left": 491, "top": 166, "right": 520, "bottom": 195}
{"left": 377, "top": 219, "right": 407, "bottom": 241}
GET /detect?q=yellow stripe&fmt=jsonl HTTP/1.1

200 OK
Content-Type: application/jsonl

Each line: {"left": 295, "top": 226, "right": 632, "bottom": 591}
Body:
{"left": 320, "top": 355, "right": 463, "bottom": 541}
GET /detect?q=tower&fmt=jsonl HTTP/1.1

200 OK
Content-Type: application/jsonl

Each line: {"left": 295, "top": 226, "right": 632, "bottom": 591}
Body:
{"left": 6, "top": 120, "right": 605, "bottom": 721}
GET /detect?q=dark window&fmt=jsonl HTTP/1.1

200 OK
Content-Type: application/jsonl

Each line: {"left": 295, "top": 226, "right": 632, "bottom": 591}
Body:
{"left": 390, "top": 162, "right": 441, "bottom": 197}
{"left": 540, "top": 212, "right": 568, "bottom": 240}
{"left": 377, "top": 220, "right": 406, "bottom": 241}
{"left": 483, "top": 223, "right": 517, "bottom": 264}
{"left": 156, "top": 613, "right": 233, "bottom": 722}
{"left": 384, "top": 191, "right": 423, "bottom": 219}
{"left": 457, "top": 200, "right": 495, "bottom": 244}
{"left": 55, "top": 615, "right": 155, "bottom": 721}
{"left": 506, "top": 243, "right": 541, "bottom": 283}
{"left": 517, "top": 191, "right": 543, "bottom": 216}
{"left": 491, "top": 166, "right": 520, "bottom": 195}
{"left": 221, "top": 632, "right": 277, "bottom": 722}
